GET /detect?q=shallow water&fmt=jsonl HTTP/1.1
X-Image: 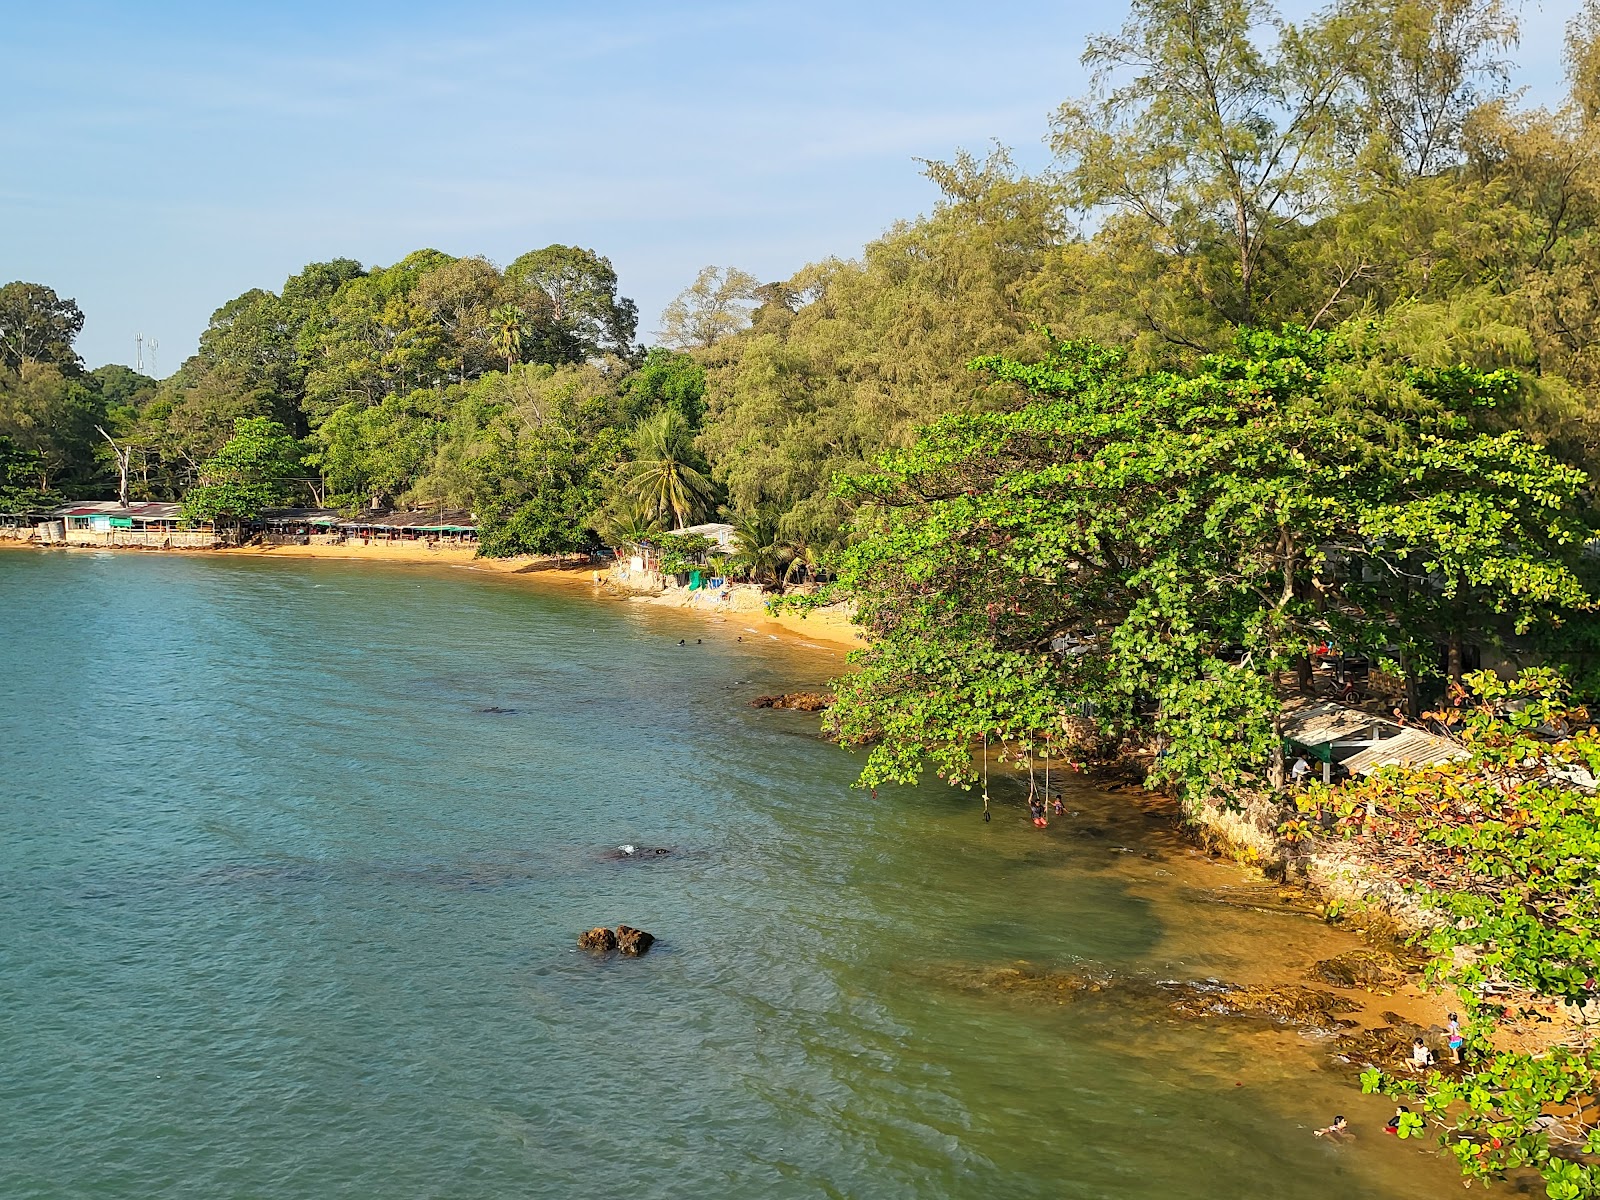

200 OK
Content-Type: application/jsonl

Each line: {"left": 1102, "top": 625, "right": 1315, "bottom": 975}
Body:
{"left": 0, "top": 552, "right": 1464, "bottom": 1198}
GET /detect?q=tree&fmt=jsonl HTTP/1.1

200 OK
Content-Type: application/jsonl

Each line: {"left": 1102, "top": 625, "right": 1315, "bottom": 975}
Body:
{"left": 1050, "top": 0, "right": 1357, "bottom": 323}
{"left": 0, "top": 282, "right": 84, "bottom": 373}
{"left": 180, "top": 416, "right": 301, "bottom": 524}
{"left": 412, "top": 255, "right": 502, "bottom": 382}
{"left": 1338, "top": 0, "right": 1518, "bottom": 181}
{"left": 618, "top": 348, "right": 707, "bottom": 428}
{"left": 726, "top": 506, "right": 796, "bottom": 588}
{"left": 490, "top": 304, "right": 526, "bottom": 375}
{"left": 658, "top": 266, "right": 762, "bottom": 349}
{"left": 623, "top": 409, "right": 715, "bottom": 530}
{"left": 0, "top": 435, "right": 57, "bottom": 512}
{"left": 504, "top": 245, "right": 638, "bottom": 363}
{"left": 821, "top": 327, "right": 1595, "bottom": 803}
{"left": 0, "top": 362, "right": 106, "bottom": 491}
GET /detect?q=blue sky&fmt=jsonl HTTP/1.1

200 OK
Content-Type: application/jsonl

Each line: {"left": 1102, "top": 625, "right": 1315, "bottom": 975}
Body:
{"left": 0, "top": 0, "right": 1579, "bottom": 372}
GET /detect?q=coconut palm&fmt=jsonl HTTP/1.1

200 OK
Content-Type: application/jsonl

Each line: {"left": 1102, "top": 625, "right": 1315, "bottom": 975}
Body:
{"left": 727, "top": 506, "right": 795, "bottom": 589}
{"left": 625, "top": 410, "right": 715, "bottom": 530}
{"left": 594, "top": 496, "right": 664, "bottom": 554}
{"left": 490, "top": 304, "right": 526, "bottom": 373}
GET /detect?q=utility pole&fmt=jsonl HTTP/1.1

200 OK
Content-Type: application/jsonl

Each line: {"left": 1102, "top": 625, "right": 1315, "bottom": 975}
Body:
{"left": 134, "top": 333, "right": 143, "bottom": 373}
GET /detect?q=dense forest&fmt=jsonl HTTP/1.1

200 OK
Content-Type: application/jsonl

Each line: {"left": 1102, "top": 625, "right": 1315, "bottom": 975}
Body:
{"left": 10, "top": 0, "right": 1600, "bottom": 575}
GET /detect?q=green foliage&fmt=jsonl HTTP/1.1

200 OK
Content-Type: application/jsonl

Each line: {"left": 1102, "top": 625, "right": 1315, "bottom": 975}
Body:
{"left": 623, "top": 409, "right": 715, "bottom": 530}
{"left": 0, "top": 434, "right": 58, "bottom": 512}
{"left": 179, "top": 416, "right": 301, "bottom": 523}
{"left": 1306, "top": 670, "right": 1600, "bottom": 1195}
{"left": 0, "top": 282, "right": 84, "bottom": 374}
{"left": 823, "top": 327, "right": 1594, "bottom": 800}
{"left": 654, "top": 532, "right": 717, "bottom": 577}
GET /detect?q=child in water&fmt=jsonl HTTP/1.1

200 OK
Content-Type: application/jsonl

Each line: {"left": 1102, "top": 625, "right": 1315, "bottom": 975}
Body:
{"left": 1313, "top": 1116, "right": 1349, "bottom": 1139}
{"left": 1448, "top": 1013, "right": 1463, "bottom": 1063}
{"left": 1028, "top": 797, "right": 1047, "bottom": 827}
{"left": 1385, "top": 1106, "right": 1410, "bottom": 1135}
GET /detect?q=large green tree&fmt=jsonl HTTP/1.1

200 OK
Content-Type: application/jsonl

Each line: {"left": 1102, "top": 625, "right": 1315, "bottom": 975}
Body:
{"left": 180, "top": 416, "right": 302, "bottom": 524}
{"left": 823, "top": 326, "right": 1595, "bottom": 804}
{"left": 0, "top": 282, "right": 85, "bottom": 374}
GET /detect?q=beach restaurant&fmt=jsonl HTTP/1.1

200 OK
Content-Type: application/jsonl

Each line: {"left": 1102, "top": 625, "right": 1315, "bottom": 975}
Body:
{"left": 257, "top": 507, "right": 479, "bottom": 545}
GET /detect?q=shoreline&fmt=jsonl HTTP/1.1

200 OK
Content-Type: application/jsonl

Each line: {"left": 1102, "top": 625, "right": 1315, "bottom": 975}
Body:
{"left": 0, "top": 536, "right": 865, "bottom": 651}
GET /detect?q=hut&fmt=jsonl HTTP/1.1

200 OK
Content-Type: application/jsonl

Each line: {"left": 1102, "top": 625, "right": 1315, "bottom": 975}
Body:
{"left": 54, "top": 502, "right": 218, "bottom": 548}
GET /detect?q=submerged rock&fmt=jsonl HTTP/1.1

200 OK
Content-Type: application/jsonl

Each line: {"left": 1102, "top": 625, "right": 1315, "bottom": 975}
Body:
{"left": 615, "top": 925, "right": 655, "bottom": 956}
{"left": 939, "top": 964, "right": 1358, "bottom": 1027}
{"left": 1306, "top": 950, "right": 1410, "bottom": 993}
{"left": 750, "top": 692, "right": 830, "bottom": 712}
{"left": 578, "top": 927, "right": 617, "bottom": 952}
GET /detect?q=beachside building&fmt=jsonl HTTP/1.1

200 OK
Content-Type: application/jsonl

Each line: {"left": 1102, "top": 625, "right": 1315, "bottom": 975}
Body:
{"left": 334, "top": 509, "right": 479, "bottom": 544}
{"left": 252, "top": 507, "right": 479, "bottom": 546}
{"left": 33, "top": 502, "right": 220, "bottom": 549}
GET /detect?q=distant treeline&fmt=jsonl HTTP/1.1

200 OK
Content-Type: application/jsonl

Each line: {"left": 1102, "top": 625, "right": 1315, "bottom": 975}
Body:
{"left": 7, "top": 0, "right": 1600, "bottom": 573}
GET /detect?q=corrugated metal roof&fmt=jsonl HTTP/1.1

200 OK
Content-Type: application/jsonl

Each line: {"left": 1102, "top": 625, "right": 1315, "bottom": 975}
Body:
{"left": 336, "top": 509, "right": 478, "bottom": 532}
{"left": 1283, "top": 702, "right": 1389, "bottom": 747}
{"left": 1341, "top": 727, "right": 1469, "bottom": 776}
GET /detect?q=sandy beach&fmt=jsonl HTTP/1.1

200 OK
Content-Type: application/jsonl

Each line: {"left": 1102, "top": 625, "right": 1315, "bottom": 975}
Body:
{"left": 2, "top": 536, "right": 865, "bottom": 650}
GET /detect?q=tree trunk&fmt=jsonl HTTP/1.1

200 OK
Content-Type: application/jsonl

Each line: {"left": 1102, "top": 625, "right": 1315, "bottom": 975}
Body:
{"left": 1295, "top": 654, "right": 1312, "bottom": 696}
{"left": 1447, "top": 633, "right": 1464, "bottom": 687}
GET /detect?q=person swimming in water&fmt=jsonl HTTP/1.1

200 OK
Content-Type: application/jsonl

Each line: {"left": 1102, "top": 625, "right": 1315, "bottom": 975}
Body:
{"left": 1313, "top": 1115, "right": 1349, "bottom": 1139}
{"left": 1384, "top": 1105, "right": 1410, "bottom": 1135}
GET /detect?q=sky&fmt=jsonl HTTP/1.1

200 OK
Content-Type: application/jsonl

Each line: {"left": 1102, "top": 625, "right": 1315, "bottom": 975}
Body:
{"left": 0, "top": 0, "right": 1582, "bottom": 372}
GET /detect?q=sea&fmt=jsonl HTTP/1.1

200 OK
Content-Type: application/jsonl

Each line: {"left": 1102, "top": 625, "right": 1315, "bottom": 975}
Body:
{"left": 0, "top": 551, "right": 1462, "bottom": 1198}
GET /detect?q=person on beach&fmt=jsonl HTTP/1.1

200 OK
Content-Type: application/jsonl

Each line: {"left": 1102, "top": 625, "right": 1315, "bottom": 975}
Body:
{"left": 1313, "top": 1116, "right": 1349, "bottom": 1139}
{"left": 1448, "top": 1013, "right": 1463, "bottom": 1063}
{"left": 1409, "top": 1038, "right": 1435, "bottom": 1071}
{"left": 1385, "top": 1106, "right": 1410, "bottom": 1135}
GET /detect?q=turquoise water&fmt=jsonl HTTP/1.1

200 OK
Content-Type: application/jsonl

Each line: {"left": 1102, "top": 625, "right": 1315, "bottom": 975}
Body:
{"left": 0, "top": 552, "right": 1462, "bottom": 1198}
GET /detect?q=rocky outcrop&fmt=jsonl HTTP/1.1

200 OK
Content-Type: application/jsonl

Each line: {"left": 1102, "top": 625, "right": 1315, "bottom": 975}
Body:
{"left": 615, "top": 925, "right": 655, "bottom": 956}
{"left": 578, "top": 925, "right": 656, "bottom": 955}
{"left": 1306, "top": 949, "right": 1411, "bottom": 993}
{"left": 750, "top": 692, "right": 830, "bottom": 712}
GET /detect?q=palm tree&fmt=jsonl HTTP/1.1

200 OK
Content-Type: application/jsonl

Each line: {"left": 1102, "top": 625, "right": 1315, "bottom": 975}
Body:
{"left": 594, "top": 497, "right": 665, "bottom": 554}
{"left": 625, "top": 410, "right": 715, "bottom": 530}
{"left": 728, "top": 506, "right": 795, "bottom": 589}
{"left": 490, "top": 304, "right": 525, "bottom": 373}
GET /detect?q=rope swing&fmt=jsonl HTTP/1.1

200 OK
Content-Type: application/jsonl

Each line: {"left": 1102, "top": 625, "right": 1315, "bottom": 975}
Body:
{"left": 982, "top": 731, "right": 992, "bottom": 822}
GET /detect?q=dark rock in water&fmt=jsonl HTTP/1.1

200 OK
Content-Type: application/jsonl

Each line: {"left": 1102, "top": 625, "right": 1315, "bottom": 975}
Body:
{"left": 750, "top": 692, "right": 830, "bottom": 712}
{"left": 579, "top": 927, "right": 617, "bottom": 952}
{"left": 615, "top": 925, "right": 655, "bottom": 956}
{"left": 476, "top": 706, "right": 518, "bottom": 714}
{"left": 1307, "top": 950, "right": 1409, "bottom": 992}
